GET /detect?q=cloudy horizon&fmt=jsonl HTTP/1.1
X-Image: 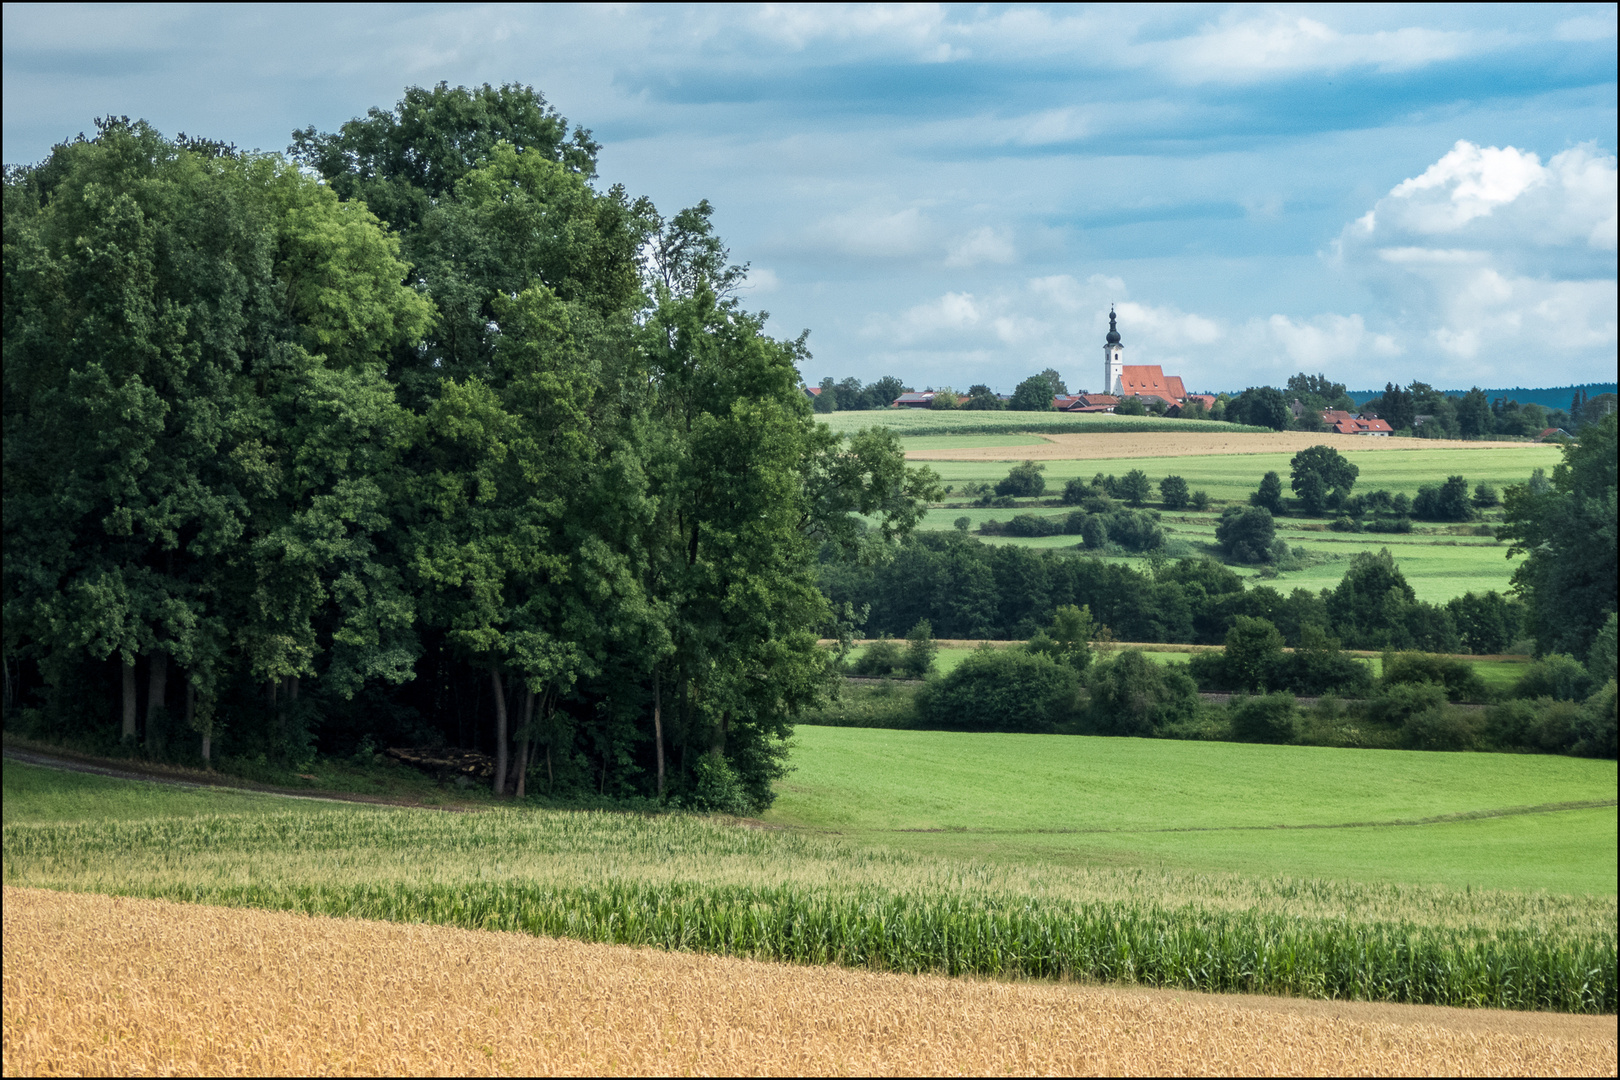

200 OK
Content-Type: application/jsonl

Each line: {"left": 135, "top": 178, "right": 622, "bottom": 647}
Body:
{"left": 4, "top": 3, "right": 1615, "bottom": 393}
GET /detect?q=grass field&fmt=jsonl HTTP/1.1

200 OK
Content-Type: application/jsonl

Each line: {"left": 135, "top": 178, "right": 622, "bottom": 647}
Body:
{"left": 915, "top": 445, "right": 1551, "bottom": 603}
{"left": 765, "top": 727, "right": 1616, "bottom": 894}
{"left": 11, "top": 889, "right": 1612, "bottom": 1076}
{"left": 5, "top": 737, "right": 1615, "bottom": 1013}
{"left": 920, "top": 445, "right": 1561, "bottom": 503}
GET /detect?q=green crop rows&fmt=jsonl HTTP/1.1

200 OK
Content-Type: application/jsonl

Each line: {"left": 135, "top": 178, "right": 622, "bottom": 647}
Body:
{"left": 7, "top": 747, "right": 1616, "bottom": 1013}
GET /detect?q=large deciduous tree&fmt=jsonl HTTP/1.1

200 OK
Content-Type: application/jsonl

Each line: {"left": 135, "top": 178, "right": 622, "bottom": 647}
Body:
{"left": 1499, "top": 412, "right": 1618, "bottom": 660}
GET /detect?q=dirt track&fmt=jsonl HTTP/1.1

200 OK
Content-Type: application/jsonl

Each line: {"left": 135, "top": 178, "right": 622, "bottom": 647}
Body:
{"left": 904, "top": 431, "right": 1547, "bottom": 462}
{"left": 5, "top": 887, "right": 1614, "bottom": 1076}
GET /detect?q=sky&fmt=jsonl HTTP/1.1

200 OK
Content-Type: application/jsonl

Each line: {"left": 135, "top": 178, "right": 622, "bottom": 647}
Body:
{"left": 4, "top": 3, "right": 1616, "bottom": 394}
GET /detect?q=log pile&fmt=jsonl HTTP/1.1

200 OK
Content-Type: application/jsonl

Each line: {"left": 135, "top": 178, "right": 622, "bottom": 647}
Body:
{"left": 385, "top": 747, "right": 496, "bottom": 780}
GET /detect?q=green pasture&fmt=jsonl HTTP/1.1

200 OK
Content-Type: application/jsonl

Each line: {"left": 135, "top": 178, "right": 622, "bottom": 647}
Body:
{"left": 767, "top": 726, "right": 1616, "bottom": 895}
{"left": 822, "top": 410, "right": 1267, "bottom": 438}
{"left": 918, "top": 445, "right": 1561, "bottom": 503}
{"left": 927, "top": 501, "right": 1523, "bottom": 603}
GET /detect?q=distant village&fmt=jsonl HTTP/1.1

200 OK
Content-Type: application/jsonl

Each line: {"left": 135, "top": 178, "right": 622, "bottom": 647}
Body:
{"left": 804, "top": 306, "right": 1610, "bottom": 440}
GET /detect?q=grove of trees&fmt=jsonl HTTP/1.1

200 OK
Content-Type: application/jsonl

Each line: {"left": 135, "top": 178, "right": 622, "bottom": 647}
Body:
{"left": 2, "top": 86, "right": 937, "bottom": 808}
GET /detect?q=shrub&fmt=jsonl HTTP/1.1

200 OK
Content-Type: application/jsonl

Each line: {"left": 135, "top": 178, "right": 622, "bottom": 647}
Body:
{"left": 1160, "top": 475, "right": 1189, "bottom": 510}
{"left": 1573, "top": 680, "right": 1617, "bottom": 758}
{"left": 1062, "top": 511, "right": 1088, "bottom": 535}
{"left": 1473, "top": 483, "right": 1501, "bottom": 508}
{"left": 1229, "top": 693, "right": 1297, "bottom": 743}
{"left": 689, "top": 752, "right": 754, "bottom": 815}
{"left": 1190, "top": 490, "right": 1210, "bottom": 511}
{"left": 1005, "top": 513, "right": 1063, "bottom": 538}
{"left": 1224, "top": 616, "right": 1284, "bottom": 692}
{"left": 901, "top": 619, "right": 938, "bottom": 678}
{"left": 1216, "top": 506, "right": 1276, "bottom": 563}
{"left": 995, "top": 459, "right": 1046, "bottom": 498}
{"left": 1402, "top": 705, "right": 1482, "bottom": 751}
{"left": 1329, "top": 516, "right": 1360, "bottom": 532}
{"left": 919, "top": 647, "right": 1080, "bottom": 733}
{"left": 1250, "top": 471, "right": 1285, "bottom": 514}
{"left": 1103, "top": 509, "right": 1165, "bottom": 553}
{"left": 1080, "top": 515, "right": 1108, "bottom": 549}
{"left": 1085, "top": 651, "right": 1199, "bottom": 736}
{"left": 851, "top": 636, "right": 903, "bottom": 677}
{"left": 1381, "top": 652, "right": 1488, "bottom": 702}
{"left": 1118, "top": 469, "right": 1152, "bottom": 507}
{"left": 1275, "top": 625, "right": 1375, "bottom": 697}
{"left": 1514, "top": 654, "right": 1592, "bottom": 702}
{"left": 1366, "top": 681, "right": 1448, "bottom": 727}
{"left": 953, "top": 516, "right": 970, "bottom": 532}
{"left": 1186, "top": 650, "right": 1233, "bottom": 691}
{"left": 1413, "top": 475, "right": 1474, "bottom": 521}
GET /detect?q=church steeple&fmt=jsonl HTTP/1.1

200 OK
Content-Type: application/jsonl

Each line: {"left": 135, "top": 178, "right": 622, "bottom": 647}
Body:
{"left": 1103, "top": 305, "right": 1124, "bottom": 395}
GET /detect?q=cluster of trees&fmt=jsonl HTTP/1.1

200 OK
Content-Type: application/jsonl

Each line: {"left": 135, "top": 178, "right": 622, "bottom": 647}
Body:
{"left": 2, "top": 86, "right": 938, "bottom": 808}
{"left": 1368, "top": 382, "right": 1614, "bottom": 439}
{"left": 1210, "top": 374, "right": 1614, "bottom": 438}
{"left": 810, "top": 375, "right": 905, "bottom": 412}
{"left": 1236, "top": 444, "right": 1499, "bottom": 529}
{"left": 821, "top": 531, "right": 1523, "bottom": 655}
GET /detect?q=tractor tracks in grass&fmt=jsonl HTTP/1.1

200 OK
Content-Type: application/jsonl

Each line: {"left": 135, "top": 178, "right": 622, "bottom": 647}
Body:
{"left": 890, "top": 798, "right": 1618, "bottom": 837}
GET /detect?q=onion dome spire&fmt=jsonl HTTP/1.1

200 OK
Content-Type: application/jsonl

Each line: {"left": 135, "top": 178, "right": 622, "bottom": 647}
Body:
{"left": 1106, "top": 305, "right": 1121, "bottom": 345}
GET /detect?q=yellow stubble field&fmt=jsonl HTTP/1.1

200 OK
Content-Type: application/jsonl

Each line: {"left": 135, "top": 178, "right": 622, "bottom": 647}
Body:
{"left": 5, "top": 887, "right": 1615, "bottom": 1077}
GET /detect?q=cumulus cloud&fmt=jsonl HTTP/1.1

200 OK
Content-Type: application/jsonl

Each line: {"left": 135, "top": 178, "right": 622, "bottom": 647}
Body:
{"left": 1334, "top": 140, "right": 1617, "bottom": 379}
{"left": 944, "top": 226, "right": 1015, "bottom": 267}
{"left": 1266, "top": 314, "right": 1400, "bottom": 366}
{"left": 809, "top": 206, "right": 932, "bottom": 259}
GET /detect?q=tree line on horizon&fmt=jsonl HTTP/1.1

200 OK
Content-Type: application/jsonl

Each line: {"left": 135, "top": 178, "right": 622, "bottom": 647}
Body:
{"left": 808, "top": 367, "right": 1616, "bottom": 437}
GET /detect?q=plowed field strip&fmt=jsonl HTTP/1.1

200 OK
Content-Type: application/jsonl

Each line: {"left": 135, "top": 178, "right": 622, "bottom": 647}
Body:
{"left": 905, "top": 431, "right": 1540, "bottom": 461}
{"left": 5, "top": 888, "right": 1614, "bottom": 1077}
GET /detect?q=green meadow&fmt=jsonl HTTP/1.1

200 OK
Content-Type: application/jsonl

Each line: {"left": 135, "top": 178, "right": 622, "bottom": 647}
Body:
{"left": 919, "top": 445, "right": 1562, "bottom": 503}
{"left": 765, "top": 726, "right": 1616, "bottom": 895}
{"left": 906, "top": 441, "right": 1560, "bottom": 604}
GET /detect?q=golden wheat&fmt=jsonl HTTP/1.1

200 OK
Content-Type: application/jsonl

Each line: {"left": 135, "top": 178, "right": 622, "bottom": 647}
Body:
{"left": 4, "top": 887, "right": 1613, "bottom": 1077}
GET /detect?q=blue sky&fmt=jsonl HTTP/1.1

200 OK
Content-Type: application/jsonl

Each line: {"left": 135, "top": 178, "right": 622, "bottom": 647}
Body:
{"left": 4, "top": 3, "right": 1615, "bottom": 393}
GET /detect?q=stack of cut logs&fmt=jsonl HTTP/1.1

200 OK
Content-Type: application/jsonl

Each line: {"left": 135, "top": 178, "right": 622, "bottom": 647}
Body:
{"left": 385, "top": 747, "right": 496, "bottom": 780}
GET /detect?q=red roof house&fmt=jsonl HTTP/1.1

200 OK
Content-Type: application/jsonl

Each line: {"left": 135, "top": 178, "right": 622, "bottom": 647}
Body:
{"left": 1332, "top": 416, "right": 1393, "bottom": 436}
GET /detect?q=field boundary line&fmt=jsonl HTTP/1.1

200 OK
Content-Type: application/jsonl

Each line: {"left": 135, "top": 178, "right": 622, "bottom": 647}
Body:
{"left": 888, "top": 799, "right": 1618, "bottom": 837}
{"left": 0, "top": 746, "right": 480, "bottom": 812}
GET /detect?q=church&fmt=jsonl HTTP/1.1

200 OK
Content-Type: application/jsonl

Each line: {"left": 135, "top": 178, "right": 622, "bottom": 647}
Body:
{"left": 1055, "top": 307, "right": 1213, "bottom": 413}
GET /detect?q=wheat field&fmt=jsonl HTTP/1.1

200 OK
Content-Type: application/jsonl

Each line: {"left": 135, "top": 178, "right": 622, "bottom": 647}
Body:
{"left": 4, "top": 888, "right": 1614, "bottom": 1077}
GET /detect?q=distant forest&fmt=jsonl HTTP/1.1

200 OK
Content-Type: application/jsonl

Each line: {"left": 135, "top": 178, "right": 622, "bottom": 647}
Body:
{"left": 1350, "top": 384, "right": 1618, "bottom": 412}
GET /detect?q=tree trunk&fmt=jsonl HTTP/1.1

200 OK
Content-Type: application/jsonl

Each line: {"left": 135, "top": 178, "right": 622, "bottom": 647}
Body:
{"left": 489, "top": 661, "right": 509, "bottom": 796}
{"left": 121, "top": 659, "right": 138, "bottom": 743}
{"left": 653, "top": 669, "right": 665, "bottom": 798}
{"left": 510, "top": 689, "right": 534, "bottom": 797}
{"left": 146, "top": 650, "right": 167, "bottom": 757}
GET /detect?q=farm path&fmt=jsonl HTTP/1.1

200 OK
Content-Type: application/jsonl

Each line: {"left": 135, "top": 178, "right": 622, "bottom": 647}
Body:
{"left": 5, "top": 887, "right": 1613, "bottom": 1076}
{"left": 0, "top": 745, "right": 478, "bottom": 812}
{"left": 905, "top": 430, "right": 1545, "bottom": 461}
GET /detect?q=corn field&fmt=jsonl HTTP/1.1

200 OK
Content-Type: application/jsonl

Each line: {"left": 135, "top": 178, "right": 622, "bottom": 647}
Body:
{"left": 5, "top": 807, "right": 1614, "bottom": 1013}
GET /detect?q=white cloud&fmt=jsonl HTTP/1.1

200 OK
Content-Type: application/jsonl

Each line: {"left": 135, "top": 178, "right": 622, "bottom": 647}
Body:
{"left": 944, "top": 226, "right": 1015, "bottom": 267}
{"left": 744, "top": 266, "right": 780, "bottom": 293}
{"left": 1333, "top": 140, "right": 1618, "bottom": 380}
{"left": 1267, "top": 314, "right": 1400, "bottom": 366}
{"left": 809, "top": 206, "right": 932, "bottom": 258}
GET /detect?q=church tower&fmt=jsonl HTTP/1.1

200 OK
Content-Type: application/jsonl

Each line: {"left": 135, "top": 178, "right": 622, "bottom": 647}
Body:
{"left": 1103, "top": 305, "right": 1123, "bottom": 395}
